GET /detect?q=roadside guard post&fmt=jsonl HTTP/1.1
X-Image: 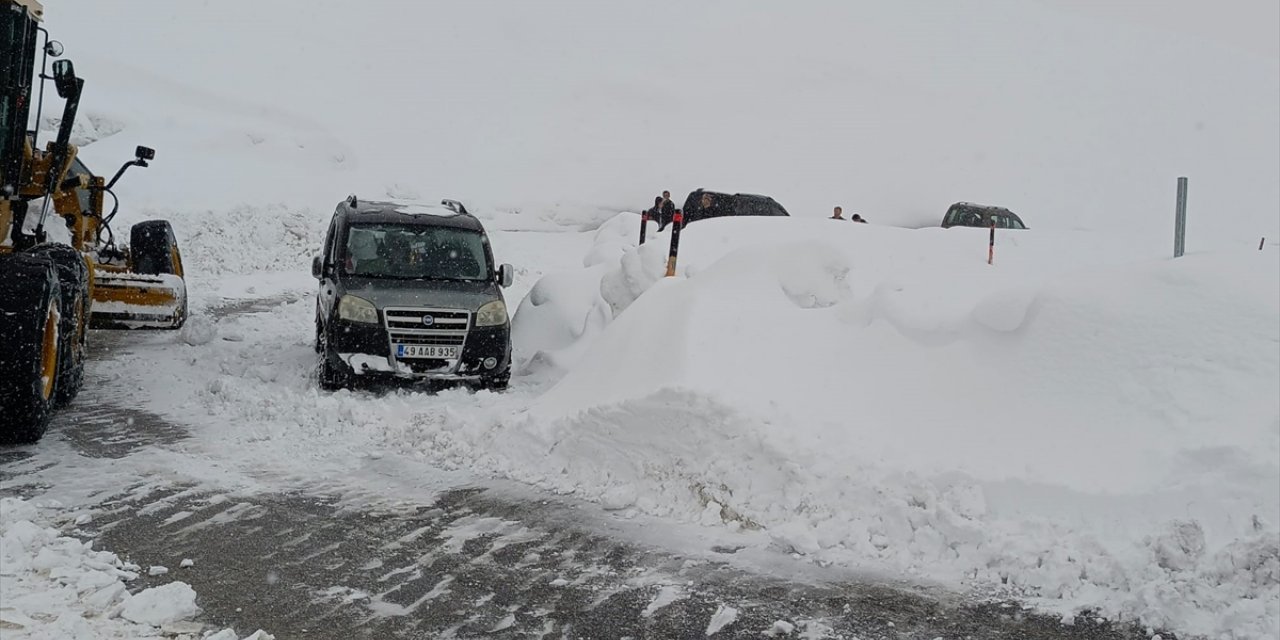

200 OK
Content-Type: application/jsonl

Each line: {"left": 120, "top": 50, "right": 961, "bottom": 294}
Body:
{"left": 639, "top": 210, "right": 649, "bottom": 245}
{"left": 665, "top": 210, "right": 684, "bottom": 277}
{"left": 1174, "top": 176, "right": 1188, "bottom": 258}
{"left": 987, "top": 223, "right": 995, "bottom": 265}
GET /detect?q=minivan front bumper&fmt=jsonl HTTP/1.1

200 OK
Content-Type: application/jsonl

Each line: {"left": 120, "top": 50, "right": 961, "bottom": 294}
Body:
{"left": 326, "top": 318, "right": 510, "bottom": 381}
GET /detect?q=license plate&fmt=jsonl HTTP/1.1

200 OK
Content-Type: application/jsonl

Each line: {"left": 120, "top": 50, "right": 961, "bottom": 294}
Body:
{"left": 395, "top": 344, "right": 459, "bottom": 359}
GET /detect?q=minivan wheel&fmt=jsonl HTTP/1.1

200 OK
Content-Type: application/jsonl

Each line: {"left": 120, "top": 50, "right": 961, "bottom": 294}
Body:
{"left": 316, "top": 330, "right": 350, "bottom": 391}
{"left": 314, "top": 308, "right": 324, "bottom": 353}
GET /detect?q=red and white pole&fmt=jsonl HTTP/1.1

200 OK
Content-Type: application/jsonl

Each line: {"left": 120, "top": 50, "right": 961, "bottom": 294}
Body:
{"left": 665, "top": 211, "right": 684, "bottom": 277}
{"left": 987, "top": 223, "right": 995, "bottom": 265}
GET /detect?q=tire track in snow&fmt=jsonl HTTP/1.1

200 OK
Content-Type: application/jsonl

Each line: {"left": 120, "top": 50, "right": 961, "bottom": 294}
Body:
{"left": 72, "top": 482, "right": 1161, "bottom": 640}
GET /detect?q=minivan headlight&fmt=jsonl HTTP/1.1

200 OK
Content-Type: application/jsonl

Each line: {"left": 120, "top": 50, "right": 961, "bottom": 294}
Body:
{"left": 338, "top": 295, "right": 379, "bottom": 324}
{"left": 475, "top": 299, "right": 508, "bottom": 327}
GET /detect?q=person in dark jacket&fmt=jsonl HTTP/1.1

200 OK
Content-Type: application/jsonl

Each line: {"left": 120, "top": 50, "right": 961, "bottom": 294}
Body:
{"left": 656, "top": 190, "right": 676, "bottom": 230}
{"left": 646, "top": 196, "right": 662, "bottom": 226}
{"left": 830, "top": 206, "right": 846, "bottom": 220}
{"left": 693, "top": 191, "right": 726, "bottom": 222}
{"left": 851, "top": 213, "right": 868, "bottom": 223}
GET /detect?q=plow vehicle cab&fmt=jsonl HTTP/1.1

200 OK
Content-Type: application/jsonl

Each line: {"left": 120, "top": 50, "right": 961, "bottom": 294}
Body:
{"left": 1, "top": 0, "right": 188, "bottom": 443}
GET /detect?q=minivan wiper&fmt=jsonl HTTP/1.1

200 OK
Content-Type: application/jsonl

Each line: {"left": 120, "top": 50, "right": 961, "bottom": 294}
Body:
{"left": 418, "top": 275, "right": 485, "bottom": 282}
{"left": 355, "top": 273, "right": 483, "bottom": 282}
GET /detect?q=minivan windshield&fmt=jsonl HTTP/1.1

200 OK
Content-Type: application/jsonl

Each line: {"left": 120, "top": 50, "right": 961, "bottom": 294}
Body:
{"left": 342, "top": 224, "right": 491, "bottom": 281}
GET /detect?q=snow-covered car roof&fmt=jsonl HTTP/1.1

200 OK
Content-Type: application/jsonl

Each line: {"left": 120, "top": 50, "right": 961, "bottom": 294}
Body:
{"left": 341, "top": 198, "right": 484, "bottom": 232}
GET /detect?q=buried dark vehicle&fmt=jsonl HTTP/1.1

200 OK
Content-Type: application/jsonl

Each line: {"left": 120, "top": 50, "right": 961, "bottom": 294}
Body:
{"left": 941, "top": 202, "right": 1028, "bottom": 229}
{"left": 680, "top": 189, "right": 790, "bottom": 226}
{"left": 312, "top": 196, "right": 514, "bottom": 391}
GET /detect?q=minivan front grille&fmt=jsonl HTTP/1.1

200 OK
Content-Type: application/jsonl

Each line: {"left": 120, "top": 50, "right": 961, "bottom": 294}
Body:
{"left": 393, "top": 334, "right": 465, "bottom": 346}
{"left": 383, "top": 308, "right": 470, "bottom": 363}
{"left": 384, "top": 309, "right": 469, "bottom": 331}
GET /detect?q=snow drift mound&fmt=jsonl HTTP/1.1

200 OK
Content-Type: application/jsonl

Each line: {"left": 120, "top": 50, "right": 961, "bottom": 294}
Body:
{"left": 175, "top": 204, "right": 325, "bottom": 278}
{"left": 511, "top": 212, "right": 663, "bottom": 372}
{"left": 512, "top": 216, "right": 1280, "bottom": 637}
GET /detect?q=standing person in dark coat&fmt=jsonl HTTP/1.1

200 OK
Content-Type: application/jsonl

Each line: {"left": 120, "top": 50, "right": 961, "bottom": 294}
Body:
{"left": 646, "top": 196, "right": 663, "bottom": 227}
{"left": 657, "top": 190, "right": 676, "bottom": 231}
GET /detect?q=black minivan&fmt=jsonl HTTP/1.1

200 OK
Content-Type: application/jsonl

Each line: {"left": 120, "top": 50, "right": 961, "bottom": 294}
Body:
{"left": 312, "top": 196, "right": 514, "bottom": 390}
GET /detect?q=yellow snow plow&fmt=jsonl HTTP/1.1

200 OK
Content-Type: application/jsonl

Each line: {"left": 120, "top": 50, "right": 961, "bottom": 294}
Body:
{"left": 1, "top": 0, "right": 188, "bottom": 443}
{"left": 62, "top": 153, "right": 190, "bottom": 330}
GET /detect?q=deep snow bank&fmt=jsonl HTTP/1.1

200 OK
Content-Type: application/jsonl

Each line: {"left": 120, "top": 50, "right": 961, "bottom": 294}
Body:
{"left": 512, "top": 215, "right": 1280, "bottom": 637}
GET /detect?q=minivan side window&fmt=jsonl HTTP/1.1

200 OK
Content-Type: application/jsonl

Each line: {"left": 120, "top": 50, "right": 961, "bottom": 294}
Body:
{"left": 735, "top": 198, "right": 778, "bottom": 217}
{"left": 944, "top": 207, "right": 961, "bottom": 226}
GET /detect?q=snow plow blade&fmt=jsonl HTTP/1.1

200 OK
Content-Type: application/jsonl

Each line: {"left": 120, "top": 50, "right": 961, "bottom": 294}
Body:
{"left": 89, "top": 271, "right": 187, "bottom": 330}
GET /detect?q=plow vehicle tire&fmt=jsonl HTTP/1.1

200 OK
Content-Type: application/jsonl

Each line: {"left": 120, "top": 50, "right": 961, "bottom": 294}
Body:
{"left": 27, "top": 244, "right": 90, "bottom": 407}
{"left": 0, "top": 254, "right": 64, "bottom": 444}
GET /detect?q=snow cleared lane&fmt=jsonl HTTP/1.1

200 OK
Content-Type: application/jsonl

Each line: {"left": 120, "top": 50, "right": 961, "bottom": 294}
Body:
{"left": 5, "top": 456, "right": 1160, "bottom": 640}
{"left": 0, "top": 299, "right": 1166, "bottom": 639}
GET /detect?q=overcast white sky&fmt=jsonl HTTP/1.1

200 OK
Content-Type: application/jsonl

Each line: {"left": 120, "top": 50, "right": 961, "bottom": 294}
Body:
{"left": 43, "top": 0, "right": 1280, "bottom": 243}
{"left": 1037, "top": 0, "right": 1279, "bottom": 59}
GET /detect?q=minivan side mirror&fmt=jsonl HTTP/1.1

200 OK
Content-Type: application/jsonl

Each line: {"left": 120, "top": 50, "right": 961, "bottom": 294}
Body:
{"left": 311, "top": 256, "right": 323, "bottom": 280}
{"left": 498, "top": 263, "right": 514, "bottom": 288}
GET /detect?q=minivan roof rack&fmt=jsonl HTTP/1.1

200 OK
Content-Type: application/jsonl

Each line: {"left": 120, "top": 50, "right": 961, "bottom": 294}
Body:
{"left": 440, "top": 199, "right": 469, "bottom": 215}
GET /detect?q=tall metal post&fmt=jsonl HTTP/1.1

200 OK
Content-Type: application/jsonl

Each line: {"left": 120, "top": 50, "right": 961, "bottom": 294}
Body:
{"left": 1174, "top": 177, "right": 1188, "bottom": 258}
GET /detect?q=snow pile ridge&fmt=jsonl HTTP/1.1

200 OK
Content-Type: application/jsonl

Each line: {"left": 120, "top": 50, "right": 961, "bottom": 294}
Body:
{"left": 508, "top": 216, "right": 1280, "bottom": 638}
{"left": 170, "top": 203, "right": 327, "bottom": 279}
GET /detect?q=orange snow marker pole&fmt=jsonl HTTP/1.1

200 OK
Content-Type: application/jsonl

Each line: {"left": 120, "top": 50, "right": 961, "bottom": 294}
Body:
{"left": 987, "top": 223, "right": 995, "bottom": 265}
{"left": 665, "top": 210, "right": 684, "bottom": 277}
